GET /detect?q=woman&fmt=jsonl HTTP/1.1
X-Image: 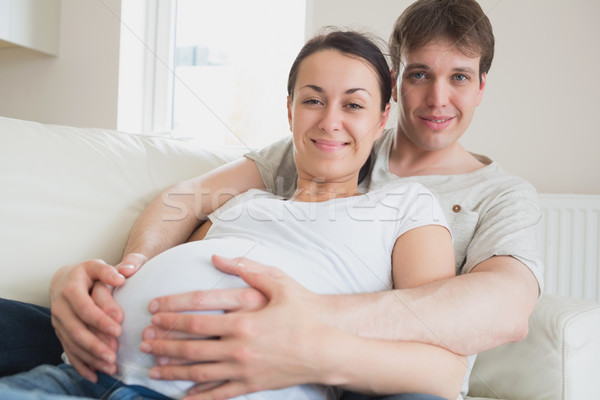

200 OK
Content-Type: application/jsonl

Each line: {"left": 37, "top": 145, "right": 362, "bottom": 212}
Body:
{"left": 0, "top": 30, "right": 462, "bottom": 400}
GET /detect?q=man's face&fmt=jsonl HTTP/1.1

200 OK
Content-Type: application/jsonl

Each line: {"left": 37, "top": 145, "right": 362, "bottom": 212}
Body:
{"left": 395, "top": 38, "right": 486, "bottom": 153}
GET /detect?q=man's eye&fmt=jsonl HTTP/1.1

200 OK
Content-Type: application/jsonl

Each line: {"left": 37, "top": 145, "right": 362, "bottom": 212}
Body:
{"left": 453, "top": 74, "right": 468, "bottom": 82}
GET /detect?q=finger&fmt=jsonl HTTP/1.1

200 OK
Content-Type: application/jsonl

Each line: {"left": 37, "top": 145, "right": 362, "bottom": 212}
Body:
{"left": 140, "top": 337, "right": 227, "bottom": 362}
{"left": 186, "top": 381, "right": 227, "bottom": 395}
{"left": 51, "top": 299, "right": 118, "bottom": 365}
{"left": 115, "top": 252, "right": 148, "bottom": 277}
{"left": 91, "top": 327, "right": 119, "bottom": 353}
{"left": 184, "top": 381, "right": 254, "bottom": 400}
{"left": 60, "top": 281, "right": 122, "bottom": 338}
{"left": 150, "top": 361, "right": 238, "bottom": 383}
{"left": 62, "top": 347, "right": 98, "bottom": 383}
{"left": 142, "top": 325, "right": 211, "bottom": 341}
{"left": 211, "top": 255, "right": 272, "bottom": 277}
{"left": 84, "top": 259, "right": 127, "bottom": 287}
{"left": 217, "top": 257, "right": 294, "bottom": 300}
{"left": 149, "top": 312, "right": 236, "bottom": 338}
{"left": 54, "top": 324, "right": 116, "bottom": 378}
{"left": 91, "top": 282, "right": 124, "bottom": 324}
{"left": 149, "top": 287, "right": 266, "bottom": 314}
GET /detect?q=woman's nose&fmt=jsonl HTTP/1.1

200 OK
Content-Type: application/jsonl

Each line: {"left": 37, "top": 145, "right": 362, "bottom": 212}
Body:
{"left": 318, "top": 105, "right": 342, "bottom": 133}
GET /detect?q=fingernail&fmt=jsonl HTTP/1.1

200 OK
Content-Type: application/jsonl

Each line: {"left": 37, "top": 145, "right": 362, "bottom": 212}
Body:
{"left": 148, "top": 300, "right": 158, "bottom": 313}
{"left": 151, "top": 315, "right": 161, "bottom": 325}
{"left": 101, "top": 364, "right": 114, "bottom": 374}
{"left": 142, "top": 327, "right": 155, "bottom": 340}
{"left": 110, "top": 270, "right": 125, "bottom": 280}
{"left": 149, "top": 368, "right": 161, "bottom": 379}
{"left": 101, "top": 353, "right": 114, "bottom": 363}
{"left": 120, "top": 264, "right": 136, "bottom": 270}
{"left": 140, "top": 342, "right": 151, "bottom": 353}
{"left": 107, "top": 325, "right": 119, "bottom": 337}
{"left": 157, "top": 356, "right": 169, "bottom": 365}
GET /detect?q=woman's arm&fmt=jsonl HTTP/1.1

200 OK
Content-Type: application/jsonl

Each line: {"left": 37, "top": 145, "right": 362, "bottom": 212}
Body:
{"left": 49, "top": 157, "right": 264, "bottom": 381}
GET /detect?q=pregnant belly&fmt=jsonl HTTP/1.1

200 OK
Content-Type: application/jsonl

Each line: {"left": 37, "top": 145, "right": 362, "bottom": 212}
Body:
{"left": 112, "top": 237, "right": 255, "bottom": 398}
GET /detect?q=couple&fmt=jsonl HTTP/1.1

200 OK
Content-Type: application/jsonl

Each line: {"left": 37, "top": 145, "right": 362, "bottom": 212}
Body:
{"left": 2, "top": 0, "right": 543, "bottom": 399}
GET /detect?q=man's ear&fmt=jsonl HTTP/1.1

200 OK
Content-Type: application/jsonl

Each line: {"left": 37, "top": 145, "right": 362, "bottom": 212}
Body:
{"left": 476, "top": 73, "right": 487, "bottom": 106}
{"left": 287, "top": 95, "right": 293, "bottom": 131}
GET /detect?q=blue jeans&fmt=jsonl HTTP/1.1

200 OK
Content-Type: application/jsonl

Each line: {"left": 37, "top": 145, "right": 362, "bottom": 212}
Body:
{"left": 0, "top": 299, "right": 445, "bottom": 400}
{"left": 0, "top": 364, "right": 171, "bottom": 400}
{"left": 0, "top": 298, "right": 63, "bottom": 376}
{"left": 0, "top": 365, "right": 447, "bottom": 400}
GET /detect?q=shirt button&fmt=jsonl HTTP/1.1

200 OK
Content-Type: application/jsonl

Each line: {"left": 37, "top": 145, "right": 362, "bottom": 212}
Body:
{"left": 452, "top": 204, "right": 462, "bottom": 213}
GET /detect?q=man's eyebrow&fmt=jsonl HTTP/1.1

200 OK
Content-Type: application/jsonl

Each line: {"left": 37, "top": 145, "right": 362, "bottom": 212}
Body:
{"left": 404, "top": 63, "right": 430, "bottom": 71}
{"left": 301, "top": 85, "right": 371, "bottom": 95}
{"left": 404, "top": 63, "right": 477, "bottom": 75}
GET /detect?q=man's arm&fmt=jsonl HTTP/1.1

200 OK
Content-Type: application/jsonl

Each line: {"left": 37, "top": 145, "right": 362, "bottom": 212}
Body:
{"left": 49, "top": 157, "right": 265, "bottom": 380}
{"left": 123, "top": 157, "right": 265, "bottom": 258}
{"left": 317, "top": 255, "right": 539, "bottom": 355}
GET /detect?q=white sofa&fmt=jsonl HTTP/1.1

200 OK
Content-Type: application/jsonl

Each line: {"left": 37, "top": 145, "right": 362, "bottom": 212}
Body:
{"left": 1, "top": 116, "right": 599, "bottom": 399}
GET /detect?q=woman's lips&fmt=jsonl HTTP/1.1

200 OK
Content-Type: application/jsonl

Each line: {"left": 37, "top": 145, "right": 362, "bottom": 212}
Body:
{"left": 311, "top": 139, "right": 349, "bottom": 152}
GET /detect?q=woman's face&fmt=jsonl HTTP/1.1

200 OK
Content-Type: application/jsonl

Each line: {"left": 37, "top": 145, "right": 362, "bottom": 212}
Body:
{"left": 288, "top": 49, "right": 390, "bottom": 185}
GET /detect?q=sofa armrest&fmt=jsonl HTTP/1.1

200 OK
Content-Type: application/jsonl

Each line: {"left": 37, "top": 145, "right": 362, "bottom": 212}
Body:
{"left": 467, "top": 293, "right": 600, "bottom": 399}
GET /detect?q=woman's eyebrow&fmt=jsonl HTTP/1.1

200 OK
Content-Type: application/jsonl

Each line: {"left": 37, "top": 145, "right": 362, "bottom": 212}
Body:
{"left": 301, "top": 85, "right": 371, "bottom": 95}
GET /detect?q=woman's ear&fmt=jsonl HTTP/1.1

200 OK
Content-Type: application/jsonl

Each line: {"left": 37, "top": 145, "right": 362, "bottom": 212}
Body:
{"left": 378, "top": 103, "right": 392, "bottom": 131}
{"left": 373, "top": 103, "right": 391, "bottom": 141}
{"left": 391, "top": 69, "right": 398, "bottom": 103}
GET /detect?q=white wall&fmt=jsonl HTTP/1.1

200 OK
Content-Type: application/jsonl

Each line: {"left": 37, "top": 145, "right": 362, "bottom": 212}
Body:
{"left": 0, "top": 0, "right": 121, "bottom": 129}
{"left": 308, "top": 0, "right": 600, "bottom": 195}
{"left": 0, "top": 0, "right": 598, "bottom": 194}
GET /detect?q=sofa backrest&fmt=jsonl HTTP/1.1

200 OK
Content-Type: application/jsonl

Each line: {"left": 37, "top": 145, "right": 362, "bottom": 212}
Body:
{"left": 0, "top": 116, "right": 244, "bottom": 306}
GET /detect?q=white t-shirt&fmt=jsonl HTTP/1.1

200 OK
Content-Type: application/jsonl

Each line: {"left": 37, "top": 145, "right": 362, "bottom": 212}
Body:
{"left": 246, "top": 129, "right": 544, "bottom": 286}
{"left": 113, "top": 182, "right": 448, "bottom": 400}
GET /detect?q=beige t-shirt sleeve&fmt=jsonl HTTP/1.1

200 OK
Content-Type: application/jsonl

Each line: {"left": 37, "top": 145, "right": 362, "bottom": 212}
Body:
{"left": 244, "top": 136, "right": 297, "bottom": 199}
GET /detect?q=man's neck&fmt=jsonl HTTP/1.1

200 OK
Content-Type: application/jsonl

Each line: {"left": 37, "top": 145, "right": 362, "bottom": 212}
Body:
{"left": 389, "top": 132, "right": 487, "bottom": 178}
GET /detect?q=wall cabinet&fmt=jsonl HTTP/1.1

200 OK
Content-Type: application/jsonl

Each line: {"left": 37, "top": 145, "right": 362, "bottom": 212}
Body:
{"left": 0, "top": 0, "right": 60, "bottom": 55}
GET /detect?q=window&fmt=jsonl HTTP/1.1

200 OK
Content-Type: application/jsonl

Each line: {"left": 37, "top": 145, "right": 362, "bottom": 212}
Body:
{"left": 123, "top": 0, "right": 307, "bottom": 149}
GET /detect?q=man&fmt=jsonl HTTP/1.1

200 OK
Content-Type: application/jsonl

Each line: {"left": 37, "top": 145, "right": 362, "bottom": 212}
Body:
{"left": 47, "top": 0, "right": 542, "bottom": 398}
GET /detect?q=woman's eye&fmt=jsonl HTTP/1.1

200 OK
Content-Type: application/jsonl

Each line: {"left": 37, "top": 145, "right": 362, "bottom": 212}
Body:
{"left": 411, "top": 72, "right": 426, "bottom": 80}
{"left": 303, "top": 99, "right": 322, "bottom": 105}
{"left": 346, "top": 103, "right": 364, "bottom": 110}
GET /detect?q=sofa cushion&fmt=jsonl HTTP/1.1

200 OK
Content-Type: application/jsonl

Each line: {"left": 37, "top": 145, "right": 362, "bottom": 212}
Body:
{"left": 468, "top": 293, "right": 600, "bottom": 399}
{"left": 0, "top": 116, "right": 243, "bottom": 306}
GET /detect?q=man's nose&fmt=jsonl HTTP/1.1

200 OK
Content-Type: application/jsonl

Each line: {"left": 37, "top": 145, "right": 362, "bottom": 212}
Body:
{"left": 426, "top": 79, "right": 449, "bottom": 108}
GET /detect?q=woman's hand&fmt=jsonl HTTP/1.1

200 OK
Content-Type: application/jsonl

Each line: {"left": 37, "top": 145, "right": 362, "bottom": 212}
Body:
{"left": 49, "top": 253, "right": 146, "bottom": 381}
{"left": 142, "top": 255, "right": 327, "bottom": 399}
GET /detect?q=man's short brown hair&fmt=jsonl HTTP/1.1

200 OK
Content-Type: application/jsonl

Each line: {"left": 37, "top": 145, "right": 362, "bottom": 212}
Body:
{"left": 389, "top": 0, "right": 495, "bottom": 79}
